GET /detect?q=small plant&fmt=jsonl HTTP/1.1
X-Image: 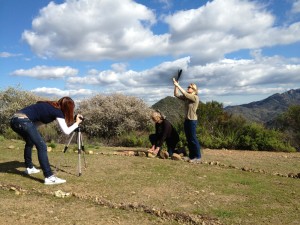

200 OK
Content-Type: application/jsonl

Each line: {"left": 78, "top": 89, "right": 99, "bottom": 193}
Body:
{"left": 48, "top": 142, "right": 56, "bottom": 149}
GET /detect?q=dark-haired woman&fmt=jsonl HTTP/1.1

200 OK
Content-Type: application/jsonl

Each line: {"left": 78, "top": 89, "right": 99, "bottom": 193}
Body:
{"left": 10, "top": 97, "right": 83, "bottom": 185}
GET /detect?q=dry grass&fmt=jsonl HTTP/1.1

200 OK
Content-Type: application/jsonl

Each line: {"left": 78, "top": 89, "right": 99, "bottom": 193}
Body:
{"left": 1, "top": 139, "right": 299, "bottom": 225}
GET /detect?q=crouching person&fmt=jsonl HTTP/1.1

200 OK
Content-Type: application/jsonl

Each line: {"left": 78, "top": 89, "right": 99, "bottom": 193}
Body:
{"left": 148, "top": 111, "right": 179, "bottom": 158}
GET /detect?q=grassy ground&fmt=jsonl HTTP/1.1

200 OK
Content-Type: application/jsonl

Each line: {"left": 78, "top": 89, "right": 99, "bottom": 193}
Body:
{"left": 0, "top": 139, "right": 299, "bottom": 225}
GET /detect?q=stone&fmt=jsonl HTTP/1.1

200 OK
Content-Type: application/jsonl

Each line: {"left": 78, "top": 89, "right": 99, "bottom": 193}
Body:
{"left": 171, "top": 153, "right": 182, "bottom": 160}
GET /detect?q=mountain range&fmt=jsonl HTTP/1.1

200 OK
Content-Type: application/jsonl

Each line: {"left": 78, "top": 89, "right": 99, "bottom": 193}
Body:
{"left": 152, "top": 88, "right": 300, "bottom": 125}
{"left": 224, "top": 89, "right": 300, "bottom": 124}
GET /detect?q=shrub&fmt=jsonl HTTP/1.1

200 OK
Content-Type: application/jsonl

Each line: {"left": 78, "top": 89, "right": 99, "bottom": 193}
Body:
{"left": 38, "top": 123, "right": 61, "bottom": 143}
{"left": 48, "top": 142, "right": 57, "bottom": 149}
{"left": 3, "top": 128, "right": 20, "bottom": 140}
{"left": 195, "top": 101, "right": 247, "bottom": 149}
{"left": 274, "top": 105, "right": 300, "bottom": 151}
{"left": 78, "top": 93, "right": 151, "bottom": 143}
{"left": 236, "top": 123, "right": 295, "bottom": 152}
{"left": 0, "top": 87, "right": 41, "bottom": 136}
{"left": 118, "top": 131, "right": 149, "bottom": 147}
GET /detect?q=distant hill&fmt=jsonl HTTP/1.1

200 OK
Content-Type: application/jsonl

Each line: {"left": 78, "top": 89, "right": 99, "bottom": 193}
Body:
{"left": 224, "top": 89, "right": 300, "bottom": 124}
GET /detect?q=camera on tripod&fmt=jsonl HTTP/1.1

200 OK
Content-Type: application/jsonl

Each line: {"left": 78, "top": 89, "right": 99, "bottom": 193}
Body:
{"left": 59, "top": 114, "right": 86, "bottom": 176}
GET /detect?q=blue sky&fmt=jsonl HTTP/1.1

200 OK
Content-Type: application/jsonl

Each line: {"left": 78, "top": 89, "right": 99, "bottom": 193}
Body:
{"left": 1, "top": 0, "right": 300, "bottom": 106}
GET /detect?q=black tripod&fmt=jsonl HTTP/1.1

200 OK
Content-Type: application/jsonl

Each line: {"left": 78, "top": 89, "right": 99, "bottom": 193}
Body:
{"left": 57, "top": 126, "right": 87, "bottom": 176}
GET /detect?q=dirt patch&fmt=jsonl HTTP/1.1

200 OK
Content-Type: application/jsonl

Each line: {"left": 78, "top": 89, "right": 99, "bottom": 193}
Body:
{"left": 0, "top": 183, "right": 221, "bottom": 225}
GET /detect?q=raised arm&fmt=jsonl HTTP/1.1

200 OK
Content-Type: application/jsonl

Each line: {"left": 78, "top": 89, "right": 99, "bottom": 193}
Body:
{"left": 173, "top": 78, "right": 179, "bottom": 97}
{"left": 173, "top": 78, "right": 187, "bottom": 97}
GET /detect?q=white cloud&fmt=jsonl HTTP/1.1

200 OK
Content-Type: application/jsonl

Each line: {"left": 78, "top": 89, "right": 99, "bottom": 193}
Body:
{"left": 11, "top": 66, "right": 78, "bottom": 79}
{"left": 63, "top": 53, "right": 300, "bottom": 106}
{"left": 163, "top": 0, "right": 300, "bottom": 63}
{"left": 0, "top": 52, "right": 22, "bottom": 58}
{"left": 67, "top": 57, "right": 190, "bottom": 87}
{"left": 22, "top": 0, "right": 169, "bottom": 60}
{"left": 111, "top": 63, "right": 128, "bottom": 73}
{"left": 190, "top": 56, "right": 300, "bottom": 89}
{"left": 292, "top": 0, "right": 300, "bottom": 13}
{"left": 31, "top": 87, "right": 93, "bottom": 97}
{"left": 21, "top": 0, "right": 300, "bottom": 65}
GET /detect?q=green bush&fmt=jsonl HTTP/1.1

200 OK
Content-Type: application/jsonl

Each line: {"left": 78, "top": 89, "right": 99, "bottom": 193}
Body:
{"left": 0, "top": 135, "right": 4, "bottom": 142}
{"left": 118, "top": 131, "right": 149, "bottom": 147}
{"left": 48, "top": 142, "right": 56, "bottom": 149}
{"left": 196, "top": 101, "right": 247, "bottom": 149}
{"left": 3, "top": 128, "right": 20, "bottom": 140}
{"left": 236, "top": 123, "right": 295, "bottom": 152}
{"left": 273, "top": 105, "right": 300, "bottom": 151}
{"left": 38, "top": 123, "right": 61, "bottom": 143}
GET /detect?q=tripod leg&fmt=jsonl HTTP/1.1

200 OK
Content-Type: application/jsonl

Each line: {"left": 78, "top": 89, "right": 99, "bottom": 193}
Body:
{"left": 78, "top": 154, "right": 82, "bottom": 176}
{"left": 80, "top": 133, "right": 85, "bottom": 153}
{"left": 64, "top": 132, "right": 76, "bottom": 153}
{"left": 77, "top": 130, "right": 82, "bottom": 176}
{"left": 79, "top": 132, "right": 87, "bottom": 169}
{"left": 55, "top": 132, "right": 76, "bottom": 174}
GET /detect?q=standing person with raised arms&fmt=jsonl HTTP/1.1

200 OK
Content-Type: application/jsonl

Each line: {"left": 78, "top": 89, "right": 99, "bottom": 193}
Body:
{"left": 173, "top": 78, "right": 201, "bottom": 163}
{"left": 10, "top": 96, "right": 83, "bottom": 184}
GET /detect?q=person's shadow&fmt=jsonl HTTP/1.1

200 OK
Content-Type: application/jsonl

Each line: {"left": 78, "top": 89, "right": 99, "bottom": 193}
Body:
{"left": 0, "top": 160, "right": 44, "bottom": 183}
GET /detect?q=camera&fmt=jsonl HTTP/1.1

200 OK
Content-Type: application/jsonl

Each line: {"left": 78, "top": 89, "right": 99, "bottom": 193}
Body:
{"left": 74, "top": 114, "right": 84, "bottom": 121}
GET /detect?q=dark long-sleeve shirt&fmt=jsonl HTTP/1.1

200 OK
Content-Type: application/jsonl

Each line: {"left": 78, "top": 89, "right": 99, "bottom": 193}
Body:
{"left": 155, "top": 119, "right": 179, "bottom": 148}
{"left": 20, "top": 102, "right": 64, "bottom": 124}
{"left": 19, "top": 102, "right": 78, "bottom": 135}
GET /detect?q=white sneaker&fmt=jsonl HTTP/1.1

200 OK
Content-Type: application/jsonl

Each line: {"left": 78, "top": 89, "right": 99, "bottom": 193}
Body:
{"left": 25, "top": 166, "right": 41, "bottom": 175}
{"left": 182, "top": 157, "right": 191, "bottom": 162}
{"left": 44, "top": 175, "right": 66, "bottom": 185}
{"left": 189, "top": 158, "right": 201, "bottom": 164}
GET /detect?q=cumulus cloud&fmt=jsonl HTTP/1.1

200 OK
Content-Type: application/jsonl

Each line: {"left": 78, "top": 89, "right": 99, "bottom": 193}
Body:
{"left": 164, "top": 0, "right": 300, "bottom": 63}
{"left": 22, "top": 0, "right": 169, "bottom": 60}
{"left": 21, "top": 0, "right": 300, "bottom": 64}
{"left": 185, "top": 53, "right": 300, "bottom": 105}
{"left": 11, "top": 66, "right": 78, "bottom": 79}
{"left": 191, "top": 57, "right": 300, "bottom": 89}
{"left": 63, "top": 54, "right": 300, "bottom": 105}
{"left": 20, "top": 51, "right": 298, "bottom": 106}
{"left": 31, "top": 87, "right": 93, "bottom": 97}
{"left": 111, "top": 63, "right": 128, "bottom": 73}
{"left": 67, "top": 57, "right": 190, "bottom": 87}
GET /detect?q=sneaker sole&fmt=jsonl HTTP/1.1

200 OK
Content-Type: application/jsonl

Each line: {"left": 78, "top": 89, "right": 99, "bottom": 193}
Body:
{"left": 44, "top": 181, "right": 66, "bottom": 185}
{"left": 24, "top": 171, "right": 41, "bottom": 175}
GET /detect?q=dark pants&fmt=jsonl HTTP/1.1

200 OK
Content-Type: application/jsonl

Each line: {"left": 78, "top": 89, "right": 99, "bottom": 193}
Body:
{"left": 184, "top": 119, "right": 201, "bottom": 159}
{"left": 149, "top": 134, "right": 179, "bottom": 156}
{"left": 10, "top": 117, "right": 53, "bottom": 178}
